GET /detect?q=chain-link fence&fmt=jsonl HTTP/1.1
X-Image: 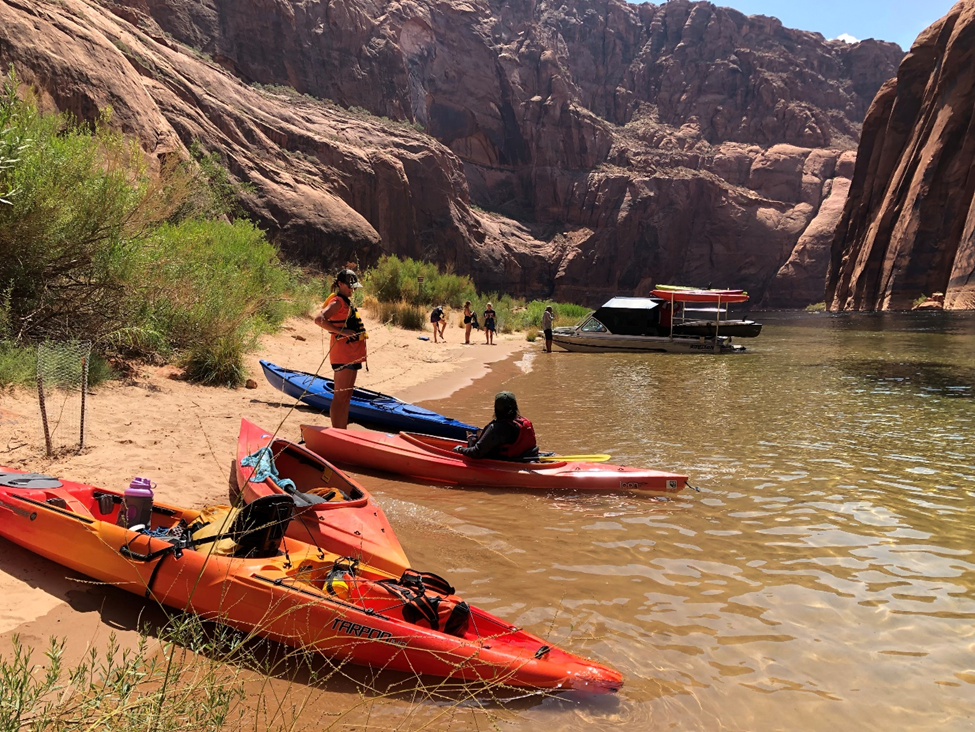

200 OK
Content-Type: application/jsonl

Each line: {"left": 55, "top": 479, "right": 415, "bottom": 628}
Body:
{"left": 36, "top": 341, "right": 91, "bottom": 455}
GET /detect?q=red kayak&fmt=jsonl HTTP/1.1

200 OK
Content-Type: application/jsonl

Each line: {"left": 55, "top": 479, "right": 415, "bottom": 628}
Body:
{"left": 0, "top": 467, "right": 622, "bottom": 691}
{"left": 300, "top": 426, "right": 687, "bottom": 493}
{"left": 651, "top": 288, "right": 750, "bottom": 303}
{"left": 234, "top": 419, "right": 410, "bottom": 575}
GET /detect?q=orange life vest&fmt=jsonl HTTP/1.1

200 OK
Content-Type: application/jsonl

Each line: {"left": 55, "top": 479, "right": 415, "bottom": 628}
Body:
{"left": 497, "top": 416, "right": 537, "bottom": 458}
{"left": 323, "top": 294, "right": 368, "bottom": 365}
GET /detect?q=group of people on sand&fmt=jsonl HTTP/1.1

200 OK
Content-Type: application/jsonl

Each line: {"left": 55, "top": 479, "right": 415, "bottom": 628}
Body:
{"left": 431, "top": 301, "right": 499, "bottom": 345}
{"left": 313, "top": 268, "right": 539, "bottom": 461}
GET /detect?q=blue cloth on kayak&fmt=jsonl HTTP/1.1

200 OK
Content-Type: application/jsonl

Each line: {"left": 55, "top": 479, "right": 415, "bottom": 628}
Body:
{"left": 241, "top": 447, "right": 296, "bottom": 492}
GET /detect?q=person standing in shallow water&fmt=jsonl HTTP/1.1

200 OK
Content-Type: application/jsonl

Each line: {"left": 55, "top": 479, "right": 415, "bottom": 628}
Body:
{"left": 315, "top": 269, "right": 367, "bottom": 429}
{"left": 541, "top": 305, "right": 554, "bottom": 353}
{"left": 483, "top": 303, "right": 496, "bottom": 345}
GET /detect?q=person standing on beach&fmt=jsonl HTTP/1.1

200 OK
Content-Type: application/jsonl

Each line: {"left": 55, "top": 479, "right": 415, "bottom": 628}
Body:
{"left": 483, "top": 303, "right": 496, "bottom": 345}
{"left": 541, "top": 305, "right": 554, "bottom": 353}
{"left": 315, "top": 269, "right": 367, "bottom": 429}
{"left": 463, "top": 301, "right": 473, "bottom": 344}
{"left": 430, "top": 305, "right": 446, "bottom": 343}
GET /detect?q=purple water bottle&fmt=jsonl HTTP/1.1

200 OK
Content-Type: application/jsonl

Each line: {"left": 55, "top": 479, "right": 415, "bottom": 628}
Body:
{"left": 119, "top": 477, "right": 155, "bottom": 529}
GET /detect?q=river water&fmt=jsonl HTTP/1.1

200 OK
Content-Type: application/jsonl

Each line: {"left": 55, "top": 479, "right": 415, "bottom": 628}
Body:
{"left": 370, "top": 311, "right": 975, "bottom": 731}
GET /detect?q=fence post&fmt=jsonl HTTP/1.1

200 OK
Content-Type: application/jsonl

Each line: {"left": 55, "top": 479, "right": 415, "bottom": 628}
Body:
{"left": 80, "top": 355, "right": 89, "bottom": 450}
{"left": 37, "top": 370, "right": 53, "bottom": 457}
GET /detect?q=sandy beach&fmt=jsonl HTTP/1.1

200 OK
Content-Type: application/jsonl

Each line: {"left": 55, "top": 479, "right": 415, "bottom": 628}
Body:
{"left": 0, "top": 312, "right": 527, "bottom": 658}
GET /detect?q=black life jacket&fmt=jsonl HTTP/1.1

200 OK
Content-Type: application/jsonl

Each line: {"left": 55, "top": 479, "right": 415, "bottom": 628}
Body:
{"left": 377, "top": 570, "right": 471, "bottom": 637}
{"left": 497, "top": 416, "right": 537, "bottom": 458}
{"left": 327, "top": 294, "right": 366, "bottom": 339}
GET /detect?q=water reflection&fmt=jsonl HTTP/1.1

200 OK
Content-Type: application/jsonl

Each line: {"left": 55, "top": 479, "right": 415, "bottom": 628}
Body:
{"left": 379, "top": 313, "right": 975, "bottom": 731}
{"left": 833, "top": 359, "right": 975, "bottom": 397}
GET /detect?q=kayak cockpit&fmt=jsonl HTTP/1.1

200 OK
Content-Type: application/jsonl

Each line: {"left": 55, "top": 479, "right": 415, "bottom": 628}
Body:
{"left": 268, "top": 439, "right": 367, "bottom": 507}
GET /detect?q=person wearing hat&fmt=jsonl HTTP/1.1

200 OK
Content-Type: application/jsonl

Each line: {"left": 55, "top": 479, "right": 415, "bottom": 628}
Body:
{"left": 315, "top": 268, "right": 368, "bottom": 429}
{"left": 453, "top": 391, "right": 538, "bottom": 460}
{"left": 430, "top": 304, "right": 446, "bottom": 343}
{"left": 541, "top": 305, "right": 554, "bottom": 353}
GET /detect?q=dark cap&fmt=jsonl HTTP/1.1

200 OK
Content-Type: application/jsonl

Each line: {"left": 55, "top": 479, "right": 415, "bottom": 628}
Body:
{"left": 494, "top": 391, "right": 518, "bottom": 419}
{"left": 336, "top": 269, "right": 362, "bottom": 289}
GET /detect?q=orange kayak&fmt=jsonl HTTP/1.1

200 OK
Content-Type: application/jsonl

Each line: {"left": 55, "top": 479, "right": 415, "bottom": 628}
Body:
{"left": 300, "top": 426, "right": 688, "bottom": 493}
{"left": 0, "top": 467, "right": 623, "bottom": 692}
{"left": 234, "top": 419, "right": 410, "bottom": 576}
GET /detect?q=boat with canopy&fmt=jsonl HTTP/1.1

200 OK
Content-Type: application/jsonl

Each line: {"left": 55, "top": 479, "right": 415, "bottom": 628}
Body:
{"left": 551, "top": 292, "right": 757, "bottom": 354}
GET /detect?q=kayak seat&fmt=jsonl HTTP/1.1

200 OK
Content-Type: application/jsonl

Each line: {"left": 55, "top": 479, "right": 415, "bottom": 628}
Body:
{"left": 306, "top": 486, "right": 352, "bottom": 502}
{"left": 189, "top": 495, "right": 295, "bottom": 558}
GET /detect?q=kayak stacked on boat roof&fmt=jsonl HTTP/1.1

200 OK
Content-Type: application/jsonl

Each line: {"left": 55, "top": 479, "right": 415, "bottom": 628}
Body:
{"left": 552, "top": 290, "right": 760, "bottom": 354}
{"left": 300, "top": 425, "right": 688, "bottom": 493}
{"left": 260, "top": 360, "right": 476, "bottom": 439}
{"left": 0, "top": 466, "right": 623, "bottom": 692}
{"left": 651, "top": 287, "right": 762, "bottom": 339}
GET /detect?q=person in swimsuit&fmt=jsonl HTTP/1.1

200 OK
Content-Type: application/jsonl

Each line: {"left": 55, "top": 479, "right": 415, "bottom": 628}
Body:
{"left": 483, "top": 303, "right": 496, "bottom": 345}
{"left": 463, "top": 301, "right": 473, "bottom": 344}
{"left": 314, "top": 269, "right": 367, "bottom": 429}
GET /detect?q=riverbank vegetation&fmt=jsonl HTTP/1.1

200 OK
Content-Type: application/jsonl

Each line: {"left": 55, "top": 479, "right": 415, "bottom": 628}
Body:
{"left": 360, "top": 254, "right": 589, "bottom": 334}
{"left": 0, "top": 72, "right": 316, "bottom": 388}
{"left": 0, "top": 614, "right": 518, "bottom": 731}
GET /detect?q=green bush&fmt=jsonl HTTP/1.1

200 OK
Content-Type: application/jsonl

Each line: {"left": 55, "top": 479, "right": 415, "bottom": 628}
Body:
{"left": 362, "top": 255, "right": 475, "bottom": 307}
{"left": 0, "top": 69, "right": 317, "bottom": 387}
{"left": 129, "top": 219, "right": 313, "bottom": 385}
{"left": 0, "top": 340, "right": 34, "bottom": 386}
{"left": 361, "top": 256, "right": 593, "bottom": 336}
{"left": 365, "top": 299, "right": 426, "bottom": 330}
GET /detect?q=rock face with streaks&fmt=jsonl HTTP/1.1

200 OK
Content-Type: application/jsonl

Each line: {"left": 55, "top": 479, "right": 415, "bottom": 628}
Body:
{"left": 827, "top": 0, "right": 975, "bottom": 311}
{"left": 0, "top": 0, "right": 903, "bottom": 306}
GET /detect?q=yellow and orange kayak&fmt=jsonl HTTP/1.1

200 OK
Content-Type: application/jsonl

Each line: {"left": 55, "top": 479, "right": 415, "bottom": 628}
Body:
{"left": 300, "top": 426, "right": 688, "bottom": 493}
{"left": 234, "top": 419, "right": 410, "bottom": 575}
{"left": 0, "top": 467, "right": 622, "bottom": 692}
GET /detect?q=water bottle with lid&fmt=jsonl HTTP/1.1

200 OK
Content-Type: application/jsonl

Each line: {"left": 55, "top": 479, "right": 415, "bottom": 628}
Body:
{"left": 118, "top": 477, "right": 155, "bottom": 529}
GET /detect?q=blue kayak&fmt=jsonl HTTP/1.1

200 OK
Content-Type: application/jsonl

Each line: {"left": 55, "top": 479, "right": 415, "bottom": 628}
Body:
{"left": 260, "top": 360, "right": 478, "bottom": 440}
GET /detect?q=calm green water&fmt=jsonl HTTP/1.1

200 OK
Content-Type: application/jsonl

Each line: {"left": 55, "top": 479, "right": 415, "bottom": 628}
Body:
{"left": 374, "top": 312, "right": 975, "bottom": 731}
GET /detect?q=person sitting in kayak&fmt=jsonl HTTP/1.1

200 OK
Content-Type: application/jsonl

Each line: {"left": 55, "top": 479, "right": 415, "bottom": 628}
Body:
{"left": 453, "top": 391, "right": 538, "bottom": 460}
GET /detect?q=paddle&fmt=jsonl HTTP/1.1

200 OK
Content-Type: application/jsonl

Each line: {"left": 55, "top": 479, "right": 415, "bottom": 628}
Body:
{"left": 538, "top": 454, "right": 612, "bottom": 463}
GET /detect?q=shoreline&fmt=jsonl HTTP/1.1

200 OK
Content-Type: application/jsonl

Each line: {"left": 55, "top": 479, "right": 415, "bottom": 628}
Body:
{"left": 0, "top": 313, "right": 530, "bottom": 641}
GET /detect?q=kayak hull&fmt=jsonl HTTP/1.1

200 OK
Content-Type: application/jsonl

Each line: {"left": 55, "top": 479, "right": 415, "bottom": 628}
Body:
{"left": 235, "top": 418, "right": 410, "bottom": 575}
{"left": 0, "top": 468, "right": 622, "bottom": 692}
{"left": 261, "top": 360, "right": 476, "bottom": 440}
{"left": 650, "top": 288, "right": 750, "bottom": 303}
{"left": 300, "top": 426, "right": 687, "bottom": 493}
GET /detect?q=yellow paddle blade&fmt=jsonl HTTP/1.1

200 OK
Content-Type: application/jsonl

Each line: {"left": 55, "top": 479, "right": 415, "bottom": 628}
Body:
{"left": 538, "top": 454, "right": 612, "bottom": 463}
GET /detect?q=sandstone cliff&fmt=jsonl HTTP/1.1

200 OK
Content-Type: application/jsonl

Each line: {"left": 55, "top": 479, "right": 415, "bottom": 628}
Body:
{"left": 0, "top": 0, "right": 902, "bottom": 305}
{"left": 827, "top": 0, "right": 975, "bottom": 311}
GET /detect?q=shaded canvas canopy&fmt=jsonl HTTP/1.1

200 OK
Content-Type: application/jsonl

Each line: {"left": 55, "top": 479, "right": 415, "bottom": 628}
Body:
{"left": 592, "top": 298, "right": 663, "bottom": 336}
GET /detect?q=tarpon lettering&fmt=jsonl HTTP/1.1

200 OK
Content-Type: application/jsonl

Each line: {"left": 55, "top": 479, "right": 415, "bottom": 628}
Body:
{"left": 330, "top": 617, "right": 393, "bottom": 643}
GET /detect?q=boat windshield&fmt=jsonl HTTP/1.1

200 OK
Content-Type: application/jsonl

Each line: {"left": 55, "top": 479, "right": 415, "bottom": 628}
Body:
{"left": 580, "top": 317, "right": 608, "bottom": 333}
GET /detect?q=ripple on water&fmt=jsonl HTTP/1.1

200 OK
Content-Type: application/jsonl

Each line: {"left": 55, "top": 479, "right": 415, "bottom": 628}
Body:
{"left": 405, "top": 313, "right": 975, "bottom": 732}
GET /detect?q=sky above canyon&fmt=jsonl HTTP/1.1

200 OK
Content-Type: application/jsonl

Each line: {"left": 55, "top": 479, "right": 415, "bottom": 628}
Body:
{"left": 718, "top": 0, "right": 957, "bottom": 50}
